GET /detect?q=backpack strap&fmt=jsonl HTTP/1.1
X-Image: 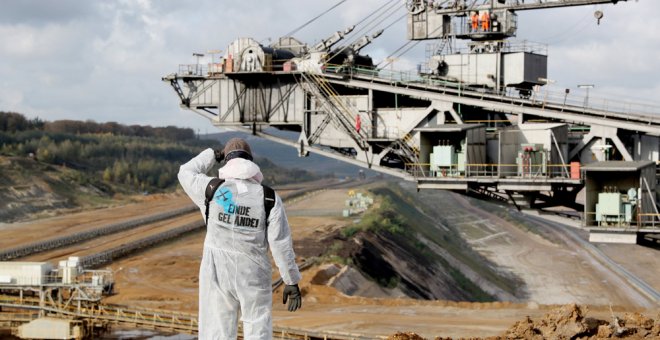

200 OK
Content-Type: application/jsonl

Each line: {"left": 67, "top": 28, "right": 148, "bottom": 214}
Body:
{"left": 262, "top": 184, "right": 276, "bottom": 226}
{"left": 204, "top": 179, "right": 275, "bottom": 228}
{"left": 204, "top": 178, "right": 225, "bottom": 227}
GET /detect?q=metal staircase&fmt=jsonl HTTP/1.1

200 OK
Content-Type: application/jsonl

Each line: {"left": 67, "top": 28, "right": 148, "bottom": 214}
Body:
{"left": 468, "top": 187, "right": 510, "bottom": 204}
{"left": 299, "top": 71, "right": 370, "bottom": 150}
{"left": 397, "top": 133, "right": 423, "bottom": 175}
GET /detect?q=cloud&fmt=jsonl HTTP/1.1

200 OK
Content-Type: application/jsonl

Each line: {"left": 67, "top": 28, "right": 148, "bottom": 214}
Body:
{"left": 0, "top": 0, "right": 96, "bottom": 26}
{"left": 0, "top": 0, "right": 658, "bottom": 131}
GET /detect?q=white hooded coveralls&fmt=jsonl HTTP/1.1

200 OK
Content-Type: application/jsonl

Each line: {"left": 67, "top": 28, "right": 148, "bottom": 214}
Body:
{"left": 177, "top": 148, "right": 301, "bottom": 339}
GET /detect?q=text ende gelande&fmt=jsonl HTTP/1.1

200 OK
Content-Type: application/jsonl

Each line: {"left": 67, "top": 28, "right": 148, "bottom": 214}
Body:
{"left": 218, "top": 204, "right": 260, "bottom": 228}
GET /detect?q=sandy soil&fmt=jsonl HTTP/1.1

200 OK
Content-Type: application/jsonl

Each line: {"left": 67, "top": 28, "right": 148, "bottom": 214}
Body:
{"left": 0, "top": 193, "right": 193, "bottom": 250}
{"left": 102, "top": 184, "right": 658, "bottom": 337}
{"left": 2, "top": 183, "right": 658, "bottom": 338}
{"left": 419, "top": 189, "right": 655, "bottom": 308}
{"left": 285, "top": 189, "right": 354, "bottom": 239}
{"left": 596, "top": 242, "right": 660, "bottom": 293}
{"left": 285, "top": 189, "right": 351, "bottom": 216}
{"left": 102, "top": 227, "right": 549, "bottom": 338}
{"left": 22, "top": 213, "right": 202, "bottom": 263}
{"left": 103, "top": 189, "right": 356, "bottom": 311}
{"left": 103, "top": 231, "right": 204, "bottom": 312}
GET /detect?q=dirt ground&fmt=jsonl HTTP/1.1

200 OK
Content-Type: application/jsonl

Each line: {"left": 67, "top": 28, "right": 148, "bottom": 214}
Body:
{"left": 417, "top": 188, "right": 656, "bottom": 308}
{"left": 103, "top": 228, "right": 551, "bottom": 338}
{"left": 286, "top": 189, "right": 350, "bottom": 217}
{"left": 2, "top": 184, "right": 659, "bottom": 338}
{"left": 22, "top": 213, "right": 201, "bottom": 263}
{"left": 102, "top": 186, "right": 658, "bottom": 337}
{"left": 103, "top": 231, "right": 204, "bottom": 312}
{"left": 596, "top": 242, "right": 660, "bottom": 295}
{"left": 0, "top": 193, "right": 193, "bottom": 250}
{"left": 103, "top": 189, "right": 356, "bottom": 311}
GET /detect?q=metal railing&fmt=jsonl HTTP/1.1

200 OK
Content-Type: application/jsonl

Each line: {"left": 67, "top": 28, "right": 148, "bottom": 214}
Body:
{"left": 179, "top": 64, "right": 207, "bottom": 76}
{"left": 586, "top": 212, "right": 660, "bottom": 230}
{"left": 298, "top": 66, "right": 371, "bottom": 149}
{"left": 342, "top": 65, "right": 660, "bottom": 119}
{"left": 431, "top": 38, "right": 548, "bottom": 55}
{"left": 0, "top": 311, "right": 37, "bottom": 322}
{"left": 0, "top": 270, "right": 113, "bottom": 288}
{"left": 527, "top": 86, "right": 660, "bottom": 117}
{"left": 180, "top": 59, "right": 296, "bottom": 77}
{"left": 0, "top": 294, "right": 386, "bottom": 339}
{"left": 0, "top": 274, "right": 61, "bottom": 286}
{"left": 405, "top": 163, "right": 574, "bottom": 179}
{"left": 0, "top": 295, "right": 198, "bottom": 334}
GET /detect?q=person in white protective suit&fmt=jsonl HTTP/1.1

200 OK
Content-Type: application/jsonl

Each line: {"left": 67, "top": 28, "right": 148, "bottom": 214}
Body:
{"left": 177, "top": 138, "right": 302, "bottom": 339}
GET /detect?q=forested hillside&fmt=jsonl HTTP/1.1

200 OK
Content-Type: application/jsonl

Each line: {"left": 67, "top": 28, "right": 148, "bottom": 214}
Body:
{"left": 0, "top": 111, "right": 323, "bottom": 222}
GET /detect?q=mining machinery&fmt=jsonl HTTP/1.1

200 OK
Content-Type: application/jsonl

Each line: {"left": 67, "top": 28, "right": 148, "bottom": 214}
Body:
{"left": 164, "top": 0, "right": 660, "bottom": 243}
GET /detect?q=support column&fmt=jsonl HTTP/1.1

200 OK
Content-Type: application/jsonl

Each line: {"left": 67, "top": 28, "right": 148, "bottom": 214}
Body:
{"left": 569, "top": 132, "right": 595, "bottom": 160}
{"left": 368, "top": 89, "right": 375, "bottom": 138}
{"left": 572, "top": 125, "right": 633, "bottom": 162}
{"left": 355, "top": 145, "right": 376, "bottom": 168}
{"left": 610, "top": 135, "right": 633, "bottom": 161}
{"left": 448, "top": 107, "right": 464, "bottom": 124}
{"left": 39, "top": 289, "right": 45, "bottom": 317}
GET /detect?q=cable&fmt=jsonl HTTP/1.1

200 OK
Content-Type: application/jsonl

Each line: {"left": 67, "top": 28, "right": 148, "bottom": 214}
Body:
{"left": 283, "top": 0, "right": 348, "bottom": 38}
{"left": 325, "top": 0, "right": 402, "bottom": 64}
{"left": 545, "top": 20, "right": 593, "bottom": 45}
{"left": 340, "top": 0, "right": 401, "bottom": 47}
{"left": 535, "top": 12, "right": 592, "bottom": 44}
{"left": 378, "top": 39, "right": 422, "bottom": 69}
{"left": 378, "top": 6, "right": 453, "bottom": 69}
{"left": 348, "top": 0, "right": 400, "bottom": 32}
{"left": 381, "top": 12, "right": 407, "bottom": 32}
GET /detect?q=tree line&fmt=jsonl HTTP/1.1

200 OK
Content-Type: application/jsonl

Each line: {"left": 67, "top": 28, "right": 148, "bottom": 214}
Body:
{"left": 0, "top": 112, "right": 321, "bottom": 192}
{"left": 0, "top": 111, "right": 194, "bottom": 141}
{"left": 0, "top": 112, "right": 206, "bottom": 191}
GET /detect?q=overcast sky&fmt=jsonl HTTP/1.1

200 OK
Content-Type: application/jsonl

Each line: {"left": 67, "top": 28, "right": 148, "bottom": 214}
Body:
{"left": 1, "top": 0, "right": 658, "bottom": 132}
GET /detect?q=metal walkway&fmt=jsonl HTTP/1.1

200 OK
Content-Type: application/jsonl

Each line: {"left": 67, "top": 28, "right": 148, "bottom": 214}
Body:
{"left": 0, "top": 295, "right": 381, "bottom": 339}
{"left": 327, "top": 69, "right": 660, "bottom": 136}
{"left": 0, "top": 295, "right": 198, "bottom": 334}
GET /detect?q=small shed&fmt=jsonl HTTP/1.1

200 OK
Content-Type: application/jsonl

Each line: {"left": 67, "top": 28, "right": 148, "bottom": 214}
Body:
{"left": 498, "top": 123, "right": 569, "bottom": 178}
{"left": 414, "top": 124, "right": 486, "bottom": 177}
{"left": 582, "top": 161, "right": 658, "bottom": 228}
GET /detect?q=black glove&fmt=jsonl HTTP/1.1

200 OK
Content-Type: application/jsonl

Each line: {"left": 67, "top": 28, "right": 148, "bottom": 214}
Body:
{"left": 282, "top": 284, "right": 302, "bottom": 312}
{"left": 214, "top": 149, "right": 224, "bottom": 163}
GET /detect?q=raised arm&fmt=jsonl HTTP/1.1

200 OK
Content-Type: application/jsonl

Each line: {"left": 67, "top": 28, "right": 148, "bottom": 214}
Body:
{"left": 177, "top": 148, "right": 216, "bottom": 210}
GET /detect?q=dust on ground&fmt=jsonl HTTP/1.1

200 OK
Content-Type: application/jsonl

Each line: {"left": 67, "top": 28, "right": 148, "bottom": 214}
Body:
{"left": 4, "top": 182, "right": 659, "bottom": 338}
{"left": 595, "top": 242, "right": 660, "bottom": 294}
{"left": 386, "top": 304, "right": 660, "bottom": 339}
{"left": 416, "top": 188, "right": 655, "bottom": 307}
{"left": 501, "top": 304, "right": 660, "bottom": 339}
{"left": 0, "top": 192, "right": 192, "bottom": 249}
{"left": 104, "top": 231, "right": 204, "bottom": 311}
{"left": 285, "top": 188, "right": 349, "bottom": 217}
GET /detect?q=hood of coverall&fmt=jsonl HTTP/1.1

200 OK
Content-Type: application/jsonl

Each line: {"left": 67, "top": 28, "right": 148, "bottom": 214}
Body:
{"left": 218, "top": 158, "right": 264, "bottom": 183}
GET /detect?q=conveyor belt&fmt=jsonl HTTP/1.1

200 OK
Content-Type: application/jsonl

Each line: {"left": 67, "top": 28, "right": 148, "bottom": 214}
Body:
{"left": 0, "top": 206, "right": 197, "bottom": 261}
{"left": 326, "top": 72, "right": 660, "bottom": 135}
